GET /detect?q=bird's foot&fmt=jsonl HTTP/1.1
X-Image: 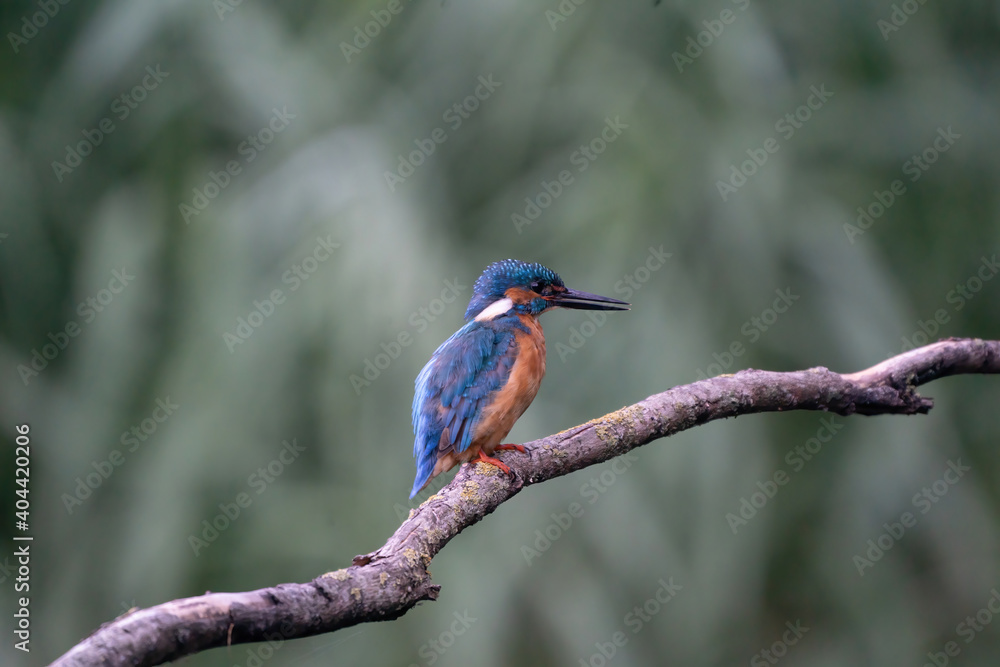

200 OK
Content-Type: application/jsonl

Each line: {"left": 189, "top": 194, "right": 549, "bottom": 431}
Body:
{"left": 495, "top": 443, "right": 526, "bottom": 453}
{"left": 472, "top": 450, "right": 512, "bottom": 476}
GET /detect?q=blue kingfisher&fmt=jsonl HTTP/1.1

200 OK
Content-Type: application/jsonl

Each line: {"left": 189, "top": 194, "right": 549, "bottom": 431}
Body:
{"left": 410, "top": 259, "right": 629, "bottom": 497}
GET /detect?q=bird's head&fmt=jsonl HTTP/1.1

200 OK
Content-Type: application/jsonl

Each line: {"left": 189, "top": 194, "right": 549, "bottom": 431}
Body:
{"left": 464, "top": 259, "right": 630, "bottom": 321}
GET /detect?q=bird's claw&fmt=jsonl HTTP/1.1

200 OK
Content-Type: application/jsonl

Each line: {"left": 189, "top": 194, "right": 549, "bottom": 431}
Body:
{"left": 472, "top": 450, "right": 515, "bottom": 476}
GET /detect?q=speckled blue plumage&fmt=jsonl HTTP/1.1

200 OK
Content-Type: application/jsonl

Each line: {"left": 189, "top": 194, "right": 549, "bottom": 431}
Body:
{"left": 411, "top": 260, "right": 561, "bottom": 498}
{"left": 410, "top": 259, "right": 626, "bottom": 497}
{"left": 464, "top": 259, "right": 563, "bottom": 320}
{"left": 411, "top": 316, "right": 527, "bottom": 497}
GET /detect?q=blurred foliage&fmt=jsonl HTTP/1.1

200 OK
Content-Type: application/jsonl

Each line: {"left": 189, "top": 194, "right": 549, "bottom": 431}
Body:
{"left": 1, "top": 0, "right": 1000, "bottom": 665}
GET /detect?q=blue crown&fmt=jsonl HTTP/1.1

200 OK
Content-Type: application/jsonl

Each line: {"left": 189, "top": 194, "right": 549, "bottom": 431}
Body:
{"left": 464, "top": 259, "right": 563, "bottom": 320}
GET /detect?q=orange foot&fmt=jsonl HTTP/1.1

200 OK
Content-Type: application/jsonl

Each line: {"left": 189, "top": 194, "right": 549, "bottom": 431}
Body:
{"left": 473, "top": 450, "right": 512, "bottom": 475}
{"left": 495, "top": 443, "right": 526, "bottom": 453}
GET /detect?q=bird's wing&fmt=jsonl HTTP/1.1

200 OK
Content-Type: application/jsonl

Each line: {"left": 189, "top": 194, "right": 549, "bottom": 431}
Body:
{"left": 412, "top": 320, "right": 518, "bottom": 464}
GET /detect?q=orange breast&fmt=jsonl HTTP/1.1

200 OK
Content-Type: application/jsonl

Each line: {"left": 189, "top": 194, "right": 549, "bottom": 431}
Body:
{"left": 465, "top": 314, "right": 546, "bottom": 459}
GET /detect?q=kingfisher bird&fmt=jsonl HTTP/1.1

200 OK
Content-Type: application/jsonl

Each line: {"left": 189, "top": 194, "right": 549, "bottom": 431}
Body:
{"left": 410, "top": 259, "right": 630, "bottom": 498}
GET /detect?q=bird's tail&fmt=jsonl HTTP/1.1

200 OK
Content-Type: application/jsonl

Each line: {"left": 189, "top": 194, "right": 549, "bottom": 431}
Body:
{"left": 410, "top": 438, "right": 438, "bottom": 499}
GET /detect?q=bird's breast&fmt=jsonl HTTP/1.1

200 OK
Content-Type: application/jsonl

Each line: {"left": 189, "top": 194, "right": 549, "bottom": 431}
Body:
{"left": 469, "top": 315, "right": 546, "bottom": 455}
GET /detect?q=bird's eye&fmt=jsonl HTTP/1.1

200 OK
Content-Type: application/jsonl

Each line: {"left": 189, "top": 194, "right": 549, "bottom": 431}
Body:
{"left": 530, "top": 280, "right": 554, "bottom": 295}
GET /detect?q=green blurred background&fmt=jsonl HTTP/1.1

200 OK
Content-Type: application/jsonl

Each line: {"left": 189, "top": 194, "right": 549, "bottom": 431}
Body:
{"left": 2, "top": 0, "right": 1000, "bottom": 665}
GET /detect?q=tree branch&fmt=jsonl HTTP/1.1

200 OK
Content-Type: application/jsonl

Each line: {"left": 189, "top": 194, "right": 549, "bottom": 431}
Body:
{"left": 52, "top": 338, "right": 1000, "bottom": 667}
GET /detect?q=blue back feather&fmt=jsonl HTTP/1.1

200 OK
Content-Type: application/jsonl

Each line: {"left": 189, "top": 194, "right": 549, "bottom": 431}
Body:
{"left": 410, "top": 316, "right": 525, "bottom": 497}
{"left": 411, "top": 259, "right": 561, "bottom": 498}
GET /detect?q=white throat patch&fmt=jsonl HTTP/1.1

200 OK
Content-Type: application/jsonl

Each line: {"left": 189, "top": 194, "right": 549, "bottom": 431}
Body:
{"left": 475, "top": 297, "right": 514, "bottom": 322}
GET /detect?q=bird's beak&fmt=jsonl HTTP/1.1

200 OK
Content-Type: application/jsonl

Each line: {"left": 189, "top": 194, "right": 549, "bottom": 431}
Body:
{"left": 545, "top": 288, "right": 631, "bottom": 311}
